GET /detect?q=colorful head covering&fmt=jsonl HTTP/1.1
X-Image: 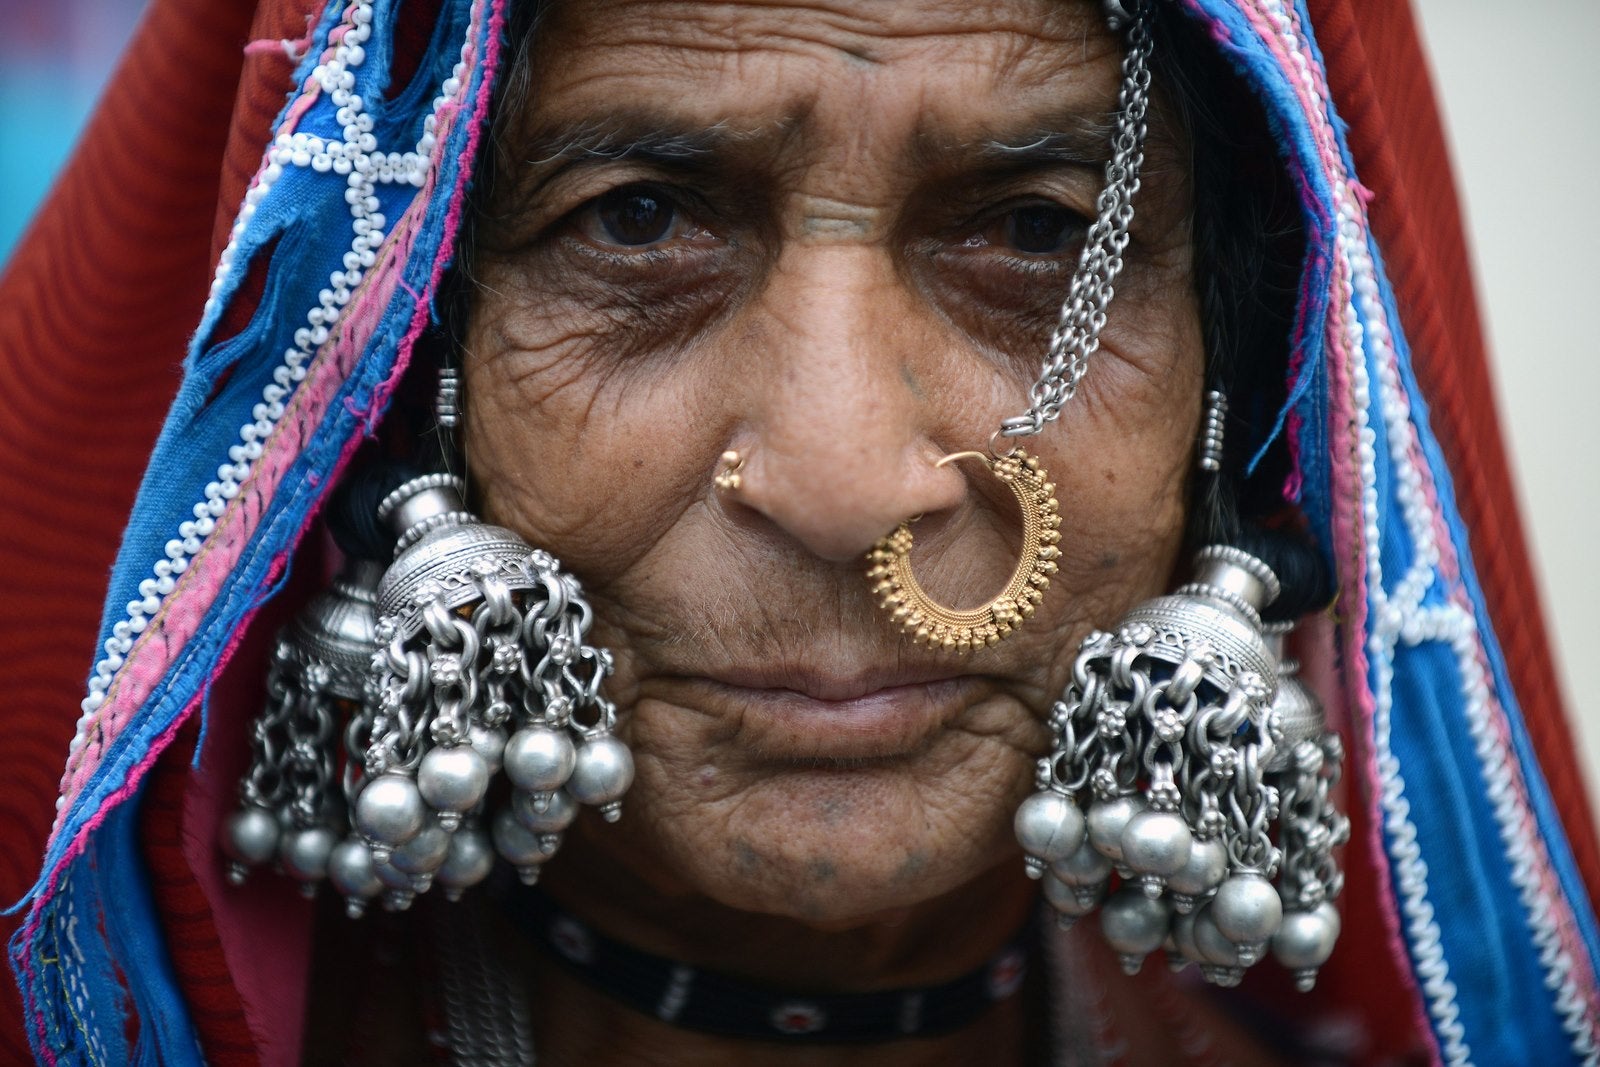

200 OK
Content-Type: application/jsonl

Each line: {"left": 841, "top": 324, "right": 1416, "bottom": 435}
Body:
{"left": 0, "top": 0, "right": 1594, "bottom": 1062}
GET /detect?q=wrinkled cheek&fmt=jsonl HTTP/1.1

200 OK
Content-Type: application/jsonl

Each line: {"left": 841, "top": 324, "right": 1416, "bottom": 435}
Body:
{"left": 460, "top": 325, "right": 696, "bottom": 581}
{"left": 1041, "top": 432, "right": 1195, "bottom": 631}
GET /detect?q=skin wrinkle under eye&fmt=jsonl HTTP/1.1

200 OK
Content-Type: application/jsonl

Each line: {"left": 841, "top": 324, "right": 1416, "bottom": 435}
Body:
{"left": 461, "top": 2, "right": 1205, "bottom": 1061}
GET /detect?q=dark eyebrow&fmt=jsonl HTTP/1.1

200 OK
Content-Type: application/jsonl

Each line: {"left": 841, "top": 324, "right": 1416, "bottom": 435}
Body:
{"left": 907, "top": 111, "right": 1120, "bottom": 176}
{"left": 517, "top": 120, "right": 743, "bottom": 169}
{"left": 494, "top": 115, "right": 796, "bottom": 215}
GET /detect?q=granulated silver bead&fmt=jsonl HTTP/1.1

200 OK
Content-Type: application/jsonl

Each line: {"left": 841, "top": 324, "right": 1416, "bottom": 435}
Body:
{"left": 1100, "top": 887, "right": 1169, "bottom": 974}
{"left": 1119, "top": 810, "right": 1193, "bottom": 895}
{"left": 278, "top": 826, "right": 336, "bottom": 884}
{"left": 1192, "top": 902, "right": 1245, "bottom": 985}
{"left": 514, "top": 788, "right": 577, "bottom": 834}
{"left": 222, "top": 807, "right": 280, "bottom": 881}
{"left": 1164, "top": 836, "right": 1228, "bottom": 913}
{"left": 1014, "top": 790, "right": 1087, "bottom": 877}
{"left": 390, "top": 821, "right": 451, "bottom": 875}
{"left": 568, "top": 735, "right": 635, "bottom": 820}
{"left": 503, "top": 726, "right": 577, "bottom": 793}
{"left": 1086, "top": 794, "right": 1146, "bottom": 861}
{"left": 328, "top": 839, "right": 383, "bottom": 917}
{"left": 1169, "top": 908, "right": 1201, "bottom": 970}
{"left": 354, "top": 772, "right": 427, "bottom": 850}
{"left": 1042, "top": 873, "right": 1102, "bottom": 929}
{"left": 492, "top": 807, "right": 557, "bottom": 884}
{"left": 436, "top": 825, "right": 495, "bottom": 901}
{"left": 1212, "top": 872, "right": 1283, "bottom": 944}
{"left": 1271, "top": 903, "right": 1340, "bottom": 991}
{"left": 417, "top": 745, "right": 491, "bottom": 822}
{"left": 374, "top": 856, "right": 415, "bottom": 892}
{"left": 468, "top": 723, "right": 509, "bottom": 775}
{"left": 1051, "top": 840, "right": 1114, "bottom": 886}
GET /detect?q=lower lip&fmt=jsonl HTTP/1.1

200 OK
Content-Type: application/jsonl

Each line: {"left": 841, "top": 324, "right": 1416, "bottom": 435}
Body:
{"left": 698, "top": 678, "right": 980, "bottom": 762}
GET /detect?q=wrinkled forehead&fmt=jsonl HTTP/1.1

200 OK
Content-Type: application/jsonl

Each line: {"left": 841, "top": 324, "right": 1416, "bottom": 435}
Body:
{"left": 508, "top": 0, "right": 1123, "bottom": 162}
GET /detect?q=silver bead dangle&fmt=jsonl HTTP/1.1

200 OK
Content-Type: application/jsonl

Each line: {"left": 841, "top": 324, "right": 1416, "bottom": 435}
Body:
{"left": 335, "top": 473, "right": 632, "bottom": 913}
{"left": 1199, "top": 390, "right": 1228, "bottom": 473}
{"left": 1263, "top": 625, "right": 1348, "bottom": 990}
{"left": 1015, "top": 545, "right": 1347, "bottom": 988}
{"left": 221, "top": 557, "right": 383, "bottom": 893}
{"left": 436, "top": 364, "right": 460, "bottom": 431}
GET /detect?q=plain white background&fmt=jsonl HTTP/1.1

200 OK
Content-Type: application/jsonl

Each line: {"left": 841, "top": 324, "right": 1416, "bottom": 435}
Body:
{"left": 1412, "top": 0, "right": 1600, "bottom": 814}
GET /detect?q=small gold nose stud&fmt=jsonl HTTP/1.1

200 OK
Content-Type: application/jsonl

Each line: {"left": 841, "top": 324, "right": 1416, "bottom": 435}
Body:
{"left": 713, "top": 450, "right": 745, "bottom": 493}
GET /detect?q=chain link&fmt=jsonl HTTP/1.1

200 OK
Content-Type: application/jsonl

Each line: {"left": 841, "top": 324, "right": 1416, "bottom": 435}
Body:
{"left": 1001, "top": 0, "right": 1154, "bottom": 440}
{"left": 239, "top": 640, "right": 299, "bottom": 809}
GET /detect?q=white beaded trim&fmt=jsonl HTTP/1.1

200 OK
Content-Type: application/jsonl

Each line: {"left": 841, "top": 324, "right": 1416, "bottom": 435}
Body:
{"left": 1263, "top": 2, "right": 1599, "bottom": 1062}
{"left": 58, "top": 0, "right": 480, "bottom": 826}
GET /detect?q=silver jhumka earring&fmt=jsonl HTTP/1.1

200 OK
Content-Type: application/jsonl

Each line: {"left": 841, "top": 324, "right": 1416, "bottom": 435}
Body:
{"left": 226, "top": 364, "right": 634, "bottom": 915}
{"left": 335, "top": 473, "right": 633, "bottom": 915}
{"left": 221, "top": 557, "right": 383, "bottom": 891}
{"left": 1014, "top": 546, "right": 1348, "bottom": 989}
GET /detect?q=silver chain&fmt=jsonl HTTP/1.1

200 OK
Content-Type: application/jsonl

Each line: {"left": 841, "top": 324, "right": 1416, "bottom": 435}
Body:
{"left": 432, "top": 903, "right": 537, "bottom": 1067}
{"left": 1001, "top": 0, "right": 1155, "bottom": 440}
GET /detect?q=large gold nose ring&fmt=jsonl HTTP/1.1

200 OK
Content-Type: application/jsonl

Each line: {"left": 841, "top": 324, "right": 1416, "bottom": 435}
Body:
{"left": 866, "top": 449, "right": 1061, "bottom": 653}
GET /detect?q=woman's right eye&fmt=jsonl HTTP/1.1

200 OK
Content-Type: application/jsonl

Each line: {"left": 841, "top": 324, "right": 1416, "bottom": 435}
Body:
{"left": 574, "top": 184, "right": 701, "bottom": 250}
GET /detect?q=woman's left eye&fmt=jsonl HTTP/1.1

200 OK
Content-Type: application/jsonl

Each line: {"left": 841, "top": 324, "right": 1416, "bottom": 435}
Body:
{"left": 953, "top": 201, "right": 1088, "bottom": 262}
{"left": 995, "top": 203, "right": 1085, "bottom": 256}
{"left": 985, "top": 202, "right": 1088, "bottom": 255}
{"left": 575, "top": 184, "right": 700, "bottom": 249}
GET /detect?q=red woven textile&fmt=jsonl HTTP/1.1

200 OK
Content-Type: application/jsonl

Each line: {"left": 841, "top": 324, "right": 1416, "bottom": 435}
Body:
{"left": 0, "top": 0, "right": 263, "bottom": 1058}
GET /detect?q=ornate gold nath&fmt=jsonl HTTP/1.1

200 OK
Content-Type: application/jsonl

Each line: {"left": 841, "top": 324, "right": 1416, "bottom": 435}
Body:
{"left": 866, "top": 449, "right": 1061, "bottom": 653}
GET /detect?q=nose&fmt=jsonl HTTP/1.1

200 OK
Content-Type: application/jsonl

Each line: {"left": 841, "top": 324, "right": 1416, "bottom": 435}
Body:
{"left": 724, "top": 247, "right": 971, "bottom": 563}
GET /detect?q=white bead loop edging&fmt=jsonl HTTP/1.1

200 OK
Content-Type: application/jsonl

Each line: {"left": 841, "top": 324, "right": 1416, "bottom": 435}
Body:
{"left": 60, "top": 0, "right": 481, "bottom": 826}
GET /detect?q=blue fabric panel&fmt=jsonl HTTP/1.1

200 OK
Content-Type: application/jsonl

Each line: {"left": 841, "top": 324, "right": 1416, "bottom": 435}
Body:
{"left": 8, "top": 856, "right": 131, "bottom": 1066}
{"left": 95, "top": 791, "right": 204, "bottom": 1067}
{"left": 1366, "top": 233, "right": 1600, "bottom": 1056}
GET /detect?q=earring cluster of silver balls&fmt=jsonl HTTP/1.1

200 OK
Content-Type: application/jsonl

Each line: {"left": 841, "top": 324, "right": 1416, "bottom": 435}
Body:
{"left": 222, "top": 474, "right": 633, "bottom": 915}
{"left": 1014, "top": 547, "right": 1347, "bottom": 990}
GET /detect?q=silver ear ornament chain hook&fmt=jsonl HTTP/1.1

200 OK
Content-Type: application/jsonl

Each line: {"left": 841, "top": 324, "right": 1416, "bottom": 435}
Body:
{"left": 866, "top": 0, "right": 1157, "bottom": 651}
{"left": 1000, "top": 0, "right": 1155, "bottom": 441}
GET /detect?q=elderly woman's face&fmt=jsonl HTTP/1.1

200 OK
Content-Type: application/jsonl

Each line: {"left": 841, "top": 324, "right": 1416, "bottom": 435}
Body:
{"left": 465, "top": 0, "right": 1201, "bottom": 926}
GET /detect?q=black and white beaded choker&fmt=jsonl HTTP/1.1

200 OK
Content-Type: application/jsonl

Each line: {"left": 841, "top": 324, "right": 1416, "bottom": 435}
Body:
{"left": 512, "top": 892, "right": 1038, "bottom": 1044}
